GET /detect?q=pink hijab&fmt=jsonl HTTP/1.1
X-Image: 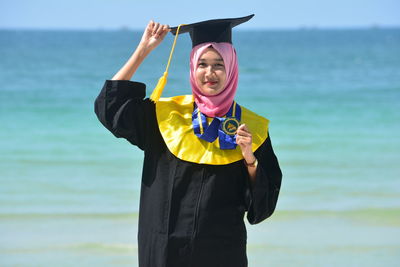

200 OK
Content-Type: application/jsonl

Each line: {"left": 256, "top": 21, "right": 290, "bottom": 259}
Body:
{"left": 190, "top": 42, "right": 238, "bottom": 117}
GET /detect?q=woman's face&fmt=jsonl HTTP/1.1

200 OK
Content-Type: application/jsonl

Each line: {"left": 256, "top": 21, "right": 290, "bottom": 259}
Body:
{"left": 195, "top": 48, "right": 227, "bottom": 96}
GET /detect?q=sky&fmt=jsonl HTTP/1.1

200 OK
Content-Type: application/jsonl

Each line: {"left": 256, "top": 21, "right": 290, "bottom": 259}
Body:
{"left": 1, "top": 0, "right": 399, "bottom": 30}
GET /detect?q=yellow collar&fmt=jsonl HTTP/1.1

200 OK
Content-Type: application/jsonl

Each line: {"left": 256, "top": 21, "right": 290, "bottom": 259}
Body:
{"left": 155, "top": 95, "right": 269, "bottom": 165}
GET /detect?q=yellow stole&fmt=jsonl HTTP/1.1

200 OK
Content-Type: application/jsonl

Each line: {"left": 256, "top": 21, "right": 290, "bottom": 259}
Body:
{"left": 155, "top": 95, "right": 269, "bottom": 165}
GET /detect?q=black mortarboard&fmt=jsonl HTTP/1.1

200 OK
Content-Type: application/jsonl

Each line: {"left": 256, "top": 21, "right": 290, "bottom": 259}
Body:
{"left": 170, "top": 14, "right": 254, "bottom": 47}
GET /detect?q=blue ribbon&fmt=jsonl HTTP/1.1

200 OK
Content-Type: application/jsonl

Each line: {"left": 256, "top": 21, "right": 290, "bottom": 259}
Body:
{"left": 192, "top": 102, "right": 242, "bottom": 150}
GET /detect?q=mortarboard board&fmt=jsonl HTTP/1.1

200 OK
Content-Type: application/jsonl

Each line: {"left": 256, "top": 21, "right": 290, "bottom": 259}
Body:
{"left": 169, "top": 14, "right": 254, "bottom": 47}
{"left": 150, "top": 14, "right": 254, "bottom": 102}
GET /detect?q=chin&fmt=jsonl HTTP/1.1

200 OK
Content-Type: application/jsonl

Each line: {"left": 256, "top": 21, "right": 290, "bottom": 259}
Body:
{"left": 201, "top": 87, "right": 223, "bottom": 96}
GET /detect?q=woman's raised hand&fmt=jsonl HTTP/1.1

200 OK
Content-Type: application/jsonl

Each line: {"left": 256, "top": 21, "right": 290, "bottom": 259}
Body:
{"left": 140, "top": 21, "right": 170, "bottom": 51}
{"left": 111, "top": 21, "right": 170, "bottom": 80}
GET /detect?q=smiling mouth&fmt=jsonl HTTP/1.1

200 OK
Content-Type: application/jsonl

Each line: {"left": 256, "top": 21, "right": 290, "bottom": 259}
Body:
{"left": 205, "top": 81, "right": 218, "bottom": 86}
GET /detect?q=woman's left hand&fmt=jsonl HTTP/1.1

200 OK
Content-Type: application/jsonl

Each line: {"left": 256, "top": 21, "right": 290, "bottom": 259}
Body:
{"left": 236, "top": 124, "right": 256, "bottom": 163}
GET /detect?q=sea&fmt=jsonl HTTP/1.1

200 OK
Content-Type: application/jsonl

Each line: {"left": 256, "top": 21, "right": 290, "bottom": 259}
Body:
{"left": 0, "top": 28, "right": 399, "bottom": 267}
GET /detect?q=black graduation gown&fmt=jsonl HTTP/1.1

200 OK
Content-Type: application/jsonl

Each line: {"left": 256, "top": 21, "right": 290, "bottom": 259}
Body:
{"left": 94, "top": 80, "right": 282, "bottom": 267}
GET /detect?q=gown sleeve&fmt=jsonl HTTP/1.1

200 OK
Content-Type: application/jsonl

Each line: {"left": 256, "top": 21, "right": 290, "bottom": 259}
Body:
{"left": 94, "top": 80, "right": 152, "bottom": 150}
{"left": 246, "top": 134, "right": 282, "bottom": 224}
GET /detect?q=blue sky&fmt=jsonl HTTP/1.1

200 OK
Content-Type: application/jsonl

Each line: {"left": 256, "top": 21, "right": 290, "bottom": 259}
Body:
{"left": 1, "top": 0, "right": 399, "bottom": 30}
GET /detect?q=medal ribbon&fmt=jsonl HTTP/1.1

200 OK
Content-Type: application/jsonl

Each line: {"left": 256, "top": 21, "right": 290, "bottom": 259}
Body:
{"left": 192, "top": 102, "right": 242, "bottom": 150}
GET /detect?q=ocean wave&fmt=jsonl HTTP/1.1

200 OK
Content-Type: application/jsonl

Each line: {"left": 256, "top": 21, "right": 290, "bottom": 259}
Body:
{"left": 271, "top": 208, "right": 400, "bottom": 226}
{"left": 0, "top": 212, "right": 139, "bottom": 220}
{"left": 3, "top": 242, "right": 137, "bottom": 254}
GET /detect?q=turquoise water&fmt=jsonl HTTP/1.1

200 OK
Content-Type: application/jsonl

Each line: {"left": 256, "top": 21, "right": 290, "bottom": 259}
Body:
{"left": 1, "top": 29, "right": 400, "bottom": 266}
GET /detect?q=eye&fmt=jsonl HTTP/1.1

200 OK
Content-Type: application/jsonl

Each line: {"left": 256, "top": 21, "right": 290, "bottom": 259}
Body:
{"left": 198, "top": 62, "right": 207, "bottom": 68}
{"left": 214, "top": 63, "right": 225, "bottom": 69}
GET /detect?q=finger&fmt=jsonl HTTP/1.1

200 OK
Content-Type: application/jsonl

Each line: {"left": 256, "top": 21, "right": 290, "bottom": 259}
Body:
{"left": 236, "top": 135, "right": 252, "bottom": 145}
{"left": 152, "top": 22, "right": 161, "bottom": 35}
{"left": 237, "top": 129, "right": 251, "bottom": 138}
{"left": 236, "top": 138, "right": 245, "bottom": 146}
{"left": 157, "top": 24, "right": 169, "bottom": 37}
{"left": 240, "top": 124, "right": 250, "bottom": 132}
{"left": 237, "top": 124, "right": 250, "bottom": 135}
{"left": 237, "top": 124, "right": 246, "bottom": 131}
{"left": 161, "top": 24, "right": 170, "bottom": 32}
{"left": 163, "top": 25, "right": 171, "bottom": 36}
{"left": 237, "top": 129, "right": 251, "bottom": 137}
{"left": 237, "top": 138, "right": 252, "bottom": 147}
{"left": 145, "top": 20, "right": 153, "bottom": 34}
{"left": 236, "top": 140, "right": 251, "bottom": 151}
{"left": 155, "top": 24, "right": 164, "bottom": 36}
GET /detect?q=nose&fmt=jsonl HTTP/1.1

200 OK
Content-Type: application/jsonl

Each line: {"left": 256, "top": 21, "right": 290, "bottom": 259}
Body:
{"left": 205, "top": 65, "right": 215, "bottom": 76}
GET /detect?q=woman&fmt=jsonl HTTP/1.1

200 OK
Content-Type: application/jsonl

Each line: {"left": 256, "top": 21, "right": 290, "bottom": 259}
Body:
{"left": 95, "top": 15, "right": 282, "bottom": 267}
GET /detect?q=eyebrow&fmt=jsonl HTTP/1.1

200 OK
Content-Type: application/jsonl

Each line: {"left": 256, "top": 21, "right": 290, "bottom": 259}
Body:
{"left": 198, "top": 58, "right": 224, "bottom": 62}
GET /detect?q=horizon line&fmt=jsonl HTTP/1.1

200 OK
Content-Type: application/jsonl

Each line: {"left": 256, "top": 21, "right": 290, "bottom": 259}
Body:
{"left": 1, "top": 24, "right": 400, "bottom": 32}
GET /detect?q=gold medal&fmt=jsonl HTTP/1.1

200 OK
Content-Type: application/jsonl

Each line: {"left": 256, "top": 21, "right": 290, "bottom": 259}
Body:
{"left": 222, "top": 117, "right": 240, "bottom": 135}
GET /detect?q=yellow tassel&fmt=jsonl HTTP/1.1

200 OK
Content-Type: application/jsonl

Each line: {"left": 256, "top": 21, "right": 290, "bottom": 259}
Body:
{"left": 150, "top": 72, "right": 168, "bottom": 102}
{"left": 149, "top": 24, "right": 184, "bottom": 103}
